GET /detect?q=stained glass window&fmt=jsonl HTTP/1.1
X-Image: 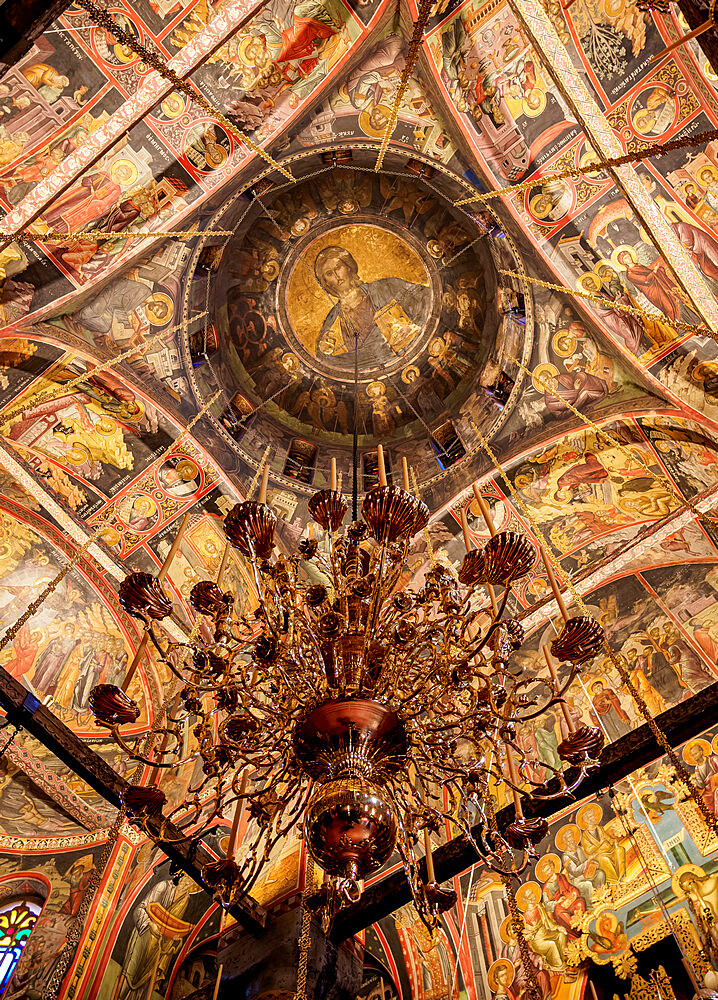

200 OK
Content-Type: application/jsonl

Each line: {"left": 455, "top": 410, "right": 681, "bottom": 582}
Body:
{"left": 0, "top": 898, "right": 41, "bottom": 994}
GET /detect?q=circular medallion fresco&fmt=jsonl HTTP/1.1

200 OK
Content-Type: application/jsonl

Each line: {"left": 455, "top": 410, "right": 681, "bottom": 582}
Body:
{"left": 207, "top": 168, "right": 506, "bottom": 446}
{"left": 280, "top": 219, "right": 440, "bottom": 381}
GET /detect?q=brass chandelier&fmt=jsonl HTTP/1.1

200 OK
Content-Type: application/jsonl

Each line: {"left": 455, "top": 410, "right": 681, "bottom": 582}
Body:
{"left": 90, "top": 448, "right": 606, "bottom": 930}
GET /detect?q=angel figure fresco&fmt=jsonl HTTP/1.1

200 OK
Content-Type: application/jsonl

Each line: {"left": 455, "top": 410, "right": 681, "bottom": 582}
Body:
{"left": 293, "top": 385, "right": 349, "bottom": 434}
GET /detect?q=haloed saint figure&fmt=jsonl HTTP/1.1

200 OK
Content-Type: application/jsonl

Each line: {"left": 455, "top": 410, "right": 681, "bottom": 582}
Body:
{"left": 313, "top": 244, "right": 430, "bottom": 370}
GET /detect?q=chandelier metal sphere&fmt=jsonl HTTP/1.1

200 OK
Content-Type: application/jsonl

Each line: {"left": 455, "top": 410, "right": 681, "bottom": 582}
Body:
{"left": 90, "top": 449, "right": 606, "bottom": 931}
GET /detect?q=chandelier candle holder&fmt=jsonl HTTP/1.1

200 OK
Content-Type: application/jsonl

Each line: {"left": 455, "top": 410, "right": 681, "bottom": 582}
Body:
{"left": 89, "top": 453, "right": 606, "bottom": 931}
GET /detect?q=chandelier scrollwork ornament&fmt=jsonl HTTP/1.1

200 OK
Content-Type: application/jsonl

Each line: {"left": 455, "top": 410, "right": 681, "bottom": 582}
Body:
{"left": 92, "top": 452, "right": 606, "bottom": 931}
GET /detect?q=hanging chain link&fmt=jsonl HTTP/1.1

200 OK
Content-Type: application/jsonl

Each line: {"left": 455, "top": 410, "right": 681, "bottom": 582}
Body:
{"left": 6, "top": 230, "right": 233, "bottom": 243}
{"left": 0, "top": 390, "right": 221, "bottom": 658}
{"left": 499, "top": 268, "right": 717, "bottom": 342}
{"left": 486, "top": 801, "right": 542, "bottom": 1000}
{"left": 74, "top": 0, "right": 293, "bottom": 181}
{"left": 455, "top": 126, "right": 718, "bottom": 205}
{"left": 295, "top": 854, "right": 315, "bottom": 1000}
{"left": 472, "top": 423, "right": 718, "bottom": 838}
{"left": 374, "top": 0, "right": 435, "bottom": 170}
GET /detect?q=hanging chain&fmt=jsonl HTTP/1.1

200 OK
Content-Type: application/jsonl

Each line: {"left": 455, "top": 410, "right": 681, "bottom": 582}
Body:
{"left": 6, "top": 231, "right": 233, "bottom": 243}
{"left": 374, "top": 0, "right": 435, "bottom": 170}
{"left": 0, "top": 722, "right": 20, "bottom": 758}
{"left": 486, "top": 801, "right": 542, "bottom": 1000}
{"left": 472, "top": 422, "right": 718, "bottom": 838}
{"left": 0, "top": 390, "right": 221, "bottom": 657}
{"left": 295, "top": 854, "right": 315, "bottom": 1000}
{"left": 499, "top": 268, "right": 717, "bottom": 342}
{"left": 74, "top": 0, "right": 293, "bottom": 181}
{"left": 455, "top": 126, "right": 718, "bottom": 205}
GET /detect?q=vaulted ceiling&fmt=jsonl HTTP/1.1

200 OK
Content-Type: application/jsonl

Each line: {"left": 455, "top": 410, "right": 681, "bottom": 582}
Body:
{"left": 1, "top": 0, "right": 718, "bottom": 994}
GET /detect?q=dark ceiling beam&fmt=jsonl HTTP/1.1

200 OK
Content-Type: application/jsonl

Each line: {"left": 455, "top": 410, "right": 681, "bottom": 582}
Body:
{"left": 331, "top": 681, "right": 718, "bottom": 942}
{"left": 674, "top": 0, "right": 718, "bottom": 79}
{"left": 0, "top": 0, "right": 73, "bottom": 77}
{"left": 0, "top": 665, "right": 266, "bottom": 933}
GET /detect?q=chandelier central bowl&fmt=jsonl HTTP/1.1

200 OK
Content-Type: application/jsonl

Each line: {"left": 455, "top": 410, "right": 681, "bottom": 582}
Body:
{"left": 293, "top": 697, "right": 408, "bottom": 781}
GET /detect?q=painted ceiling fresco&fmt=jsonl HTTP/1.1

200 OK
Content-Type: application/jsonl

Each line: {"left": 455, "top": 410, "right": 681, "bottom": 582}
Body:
{"left": 1, "top": 0, "right": 718, "bottom": 994}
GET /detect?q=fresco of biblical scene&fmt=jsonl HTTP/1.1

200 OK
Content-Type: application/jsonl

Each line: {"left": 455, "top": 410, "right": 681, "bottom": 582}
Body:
{"left": 427, "top": 0, "right": 578, "bottom": 182}
{"left": 103, "top": 861, "right": 215, "bottom": 1000}
{"left": 284, "top": 223, "right": 433, "bottom": 374}
{"left": 506, "top": 418, "right": 692, "bottom": 573}
{"left": 0, "top": 506, "right": 144, "bottom": 734}
{"left": 367, "top": 715, "right": 718, "bottom": 1000}
{"left": 0, "top": 841, "right": 108, "bottom": 998}
{"left": 0, "top": 355, "right": 174, "bottom": 518}
{"left": 497, "top": 292, "right": 654, "bottom": 447}
{"left": 289, "top": 33, "right": 464, "bottom": 167}
{"left": 170, "top": 0, "right": 362, "bottom": 138}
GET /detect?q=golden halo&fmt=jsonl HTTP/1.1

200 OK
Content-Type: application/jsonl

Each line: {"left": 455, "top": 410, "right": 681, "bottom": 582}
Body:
{"left": 693, "top": 361, "right": 718, "bottom": 383}
{"left": 366, "top": 380, "right": 385, "bottom": 398}
{"left": 428, "top": 338, "right": 445, "bottom": 358}
{"left": 576, "top": 802, "right": 603, "bottom": 829}
{"left": 529, "top": 193, "right": 553, "bottom": 220}
{"left": 683, "top": 738, "right": 712, "bottom": 763}
{"left": 161, "top": 93, "right": 185, "bottom": 119}
{"left": 66, "top": 443, "right": 92, "bottom": 465}
{"left": 527, "top": 576, "right": 547, "bottom": 596}
{"left": 111, "top": 158, "right": 138, "bottom": 187}
{"left": 402, "top": 365, "right": 420, "bottom": 384}
{"left": 515, "top": 881, "right": 541, "bottom": 911}
{"left": 554, "top": 823, "right": 581, "bottom": 852}
{"left": 672, "top": 863, "right": 706, "bottom": 900}
{"left": 577, "top": 272, "right": 602, "bottom": 295}
{"left": 132, "top": 496, "right": 157, "bottom": 517}
{"left": 552, "top": 329, "right": 577, "bottom": 358}
{"left": 532, "top": 362, "right": 558, "bottom": 393}
{"left": 358, "top": 104, "right": 392, "bottom": 139}
{"left": 99, "top": 527, "right": 120, "bottom": 546}
{"left": 523, "top": 89, "right": 546, "bottom": 117}
{"left": 175, "top": 459, "right": 199, "bottom": 482}
{"left": 499, "top": 915, "right": 514, "bottom": 943}
{"left": 488, "top": 958, "right": 515, "bottom": 991}
{"left": 611, "top": 244, "right": 637, "bottom": 269}
{"left": 204, "top": 143, "right": 228, "bottom": 169}
{"left": 114, "top": 42, "right": 136, "bottom": 63}
{"left": 535, "top": 853, "right": 561, "bottom": 882}
{"left": 145, "top": 292, "right": 173, "bottom": 326}
{"left": 579, "top": 150, "right": 603, "bottom": 178}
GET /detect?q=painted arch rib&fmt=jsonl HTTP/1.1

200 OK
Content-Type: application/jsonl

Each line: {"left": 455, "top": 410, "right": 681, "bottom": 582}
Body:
{"left": 0, "top": 0, "right": 267, "bottom": 236}
{"left": 504, "top": 0, "right": 718, "bottom": 330}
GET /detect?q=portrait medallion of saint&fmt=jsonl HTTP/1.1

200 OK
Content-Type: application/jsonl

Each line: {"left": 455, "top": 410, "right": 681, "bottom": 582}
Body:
{"left": 282, "top": 221, "right": 437, "bottom": 378}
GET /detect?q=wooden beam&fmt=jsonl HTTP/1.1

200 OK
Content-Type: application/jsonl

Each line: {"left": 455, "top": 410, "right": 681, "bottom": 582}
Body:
{"left": 674, "top": 0, "right": 718, "bottom": 79}
{"left": 330, "top": 682, "right": 718, "bottom": 942}
{"left": 0, "top": 665, "right": 266, "bottom": 932}
{"left": 0, "top": 0, "right": 72, "bottom": 75}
